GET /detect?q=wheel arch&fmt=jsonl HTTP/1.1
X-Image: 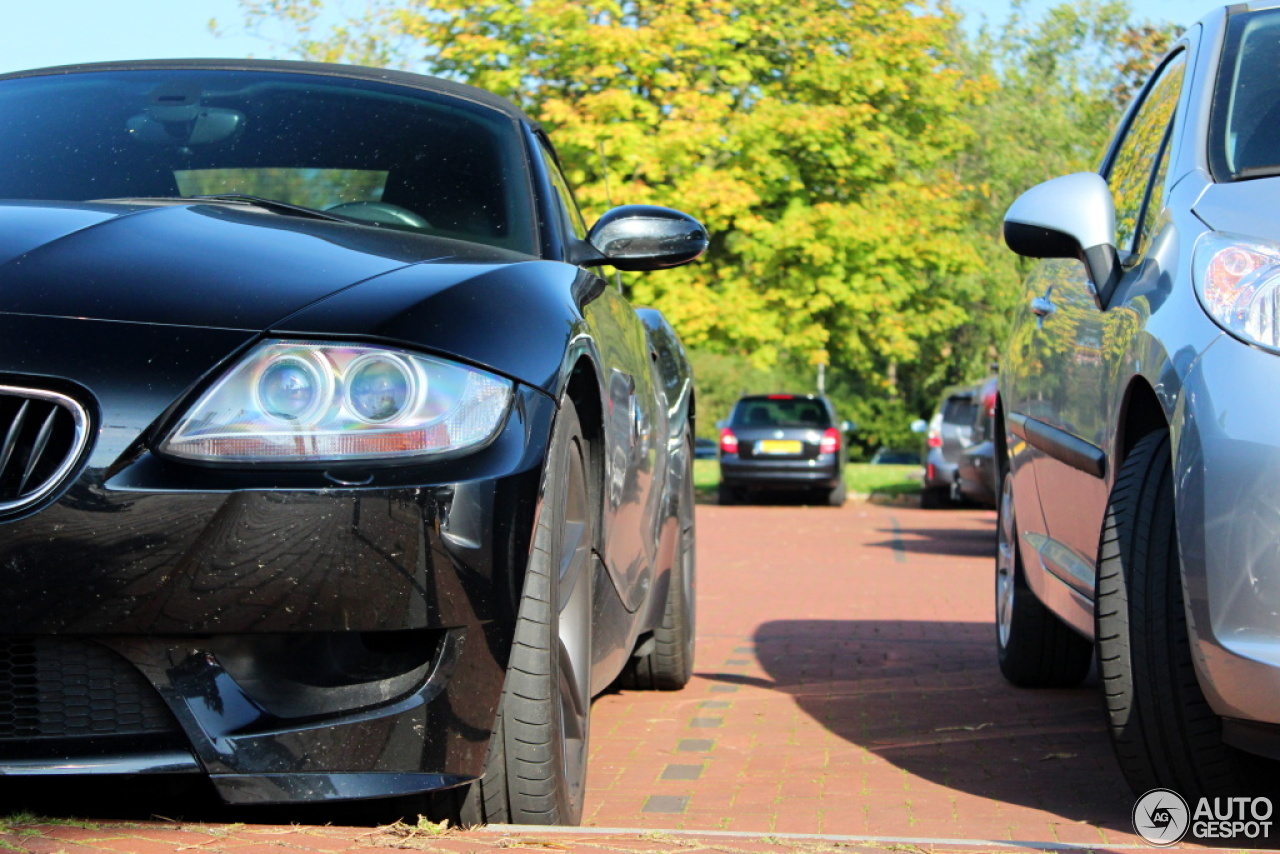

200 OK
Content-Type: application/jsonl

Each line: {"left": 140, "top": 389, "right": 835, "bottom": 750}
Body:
{"left": 563, "top": 355, "right": 605, "bottom": 552}
{"left": 994, "top": 392, "right": 1009, "bottom": 478}
{"left": 1114, "top": 377, "right": 1169, "bottom": 477}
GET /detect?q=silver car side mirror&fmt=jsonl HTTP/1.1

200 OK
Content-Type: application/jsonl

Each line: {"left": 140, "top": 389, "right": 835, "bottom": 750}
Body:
{"left": 583, "top": 205, "right": 709, "bottom": 272}
{"left": 1003, "top": 172, "right": 1120, "bottom": 308}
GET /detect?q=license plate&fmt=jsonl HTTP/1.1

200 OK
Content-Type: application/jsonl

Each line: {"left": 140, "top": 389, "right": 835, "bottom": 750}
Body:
{"left": 757, "top": 439, "right": 803, "bottom": 455}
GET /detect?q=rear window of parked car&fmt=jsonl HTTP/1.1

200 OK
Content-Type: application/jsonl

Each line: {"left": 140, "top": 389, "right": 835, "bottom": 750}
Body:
{"left": 730, "top": 396, "right": 831, "bottom": 428}
{"left": 941, "top": 396, "right": 977, "bottom": 426}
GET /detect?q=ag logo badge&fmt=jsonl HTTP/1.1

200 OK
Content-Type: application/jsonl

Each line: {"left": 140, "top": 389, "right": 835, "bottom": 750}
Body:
{"left": 1133, "top": 788, "right": 1190, "bottom": 846}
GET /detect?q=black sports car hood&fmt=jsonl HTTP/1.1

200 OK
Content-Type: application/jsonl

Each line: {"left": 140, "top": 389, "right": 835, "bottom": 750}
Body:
{"left": 0, "top": 200, "right": 526, "bottom": 329}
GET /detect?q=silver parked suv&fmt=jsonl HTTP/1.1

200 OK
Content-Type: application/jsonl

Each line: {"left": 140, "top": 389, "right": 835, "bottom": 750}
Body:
{"left": 919, "top": 384, "right": 978, "bottom": 508}
{"left": 997, "top": 2, "right": 1280, "bottom": 800}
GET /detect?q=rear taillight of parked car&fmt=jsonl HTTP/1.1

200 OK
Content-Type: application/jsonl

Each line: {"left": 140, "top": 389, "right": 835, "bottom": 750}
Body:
{"left": 719, "top": 428, "right": 739, "bottom": 454}
{"left": 820, "top": 427, "right": 840, "bottom": 454}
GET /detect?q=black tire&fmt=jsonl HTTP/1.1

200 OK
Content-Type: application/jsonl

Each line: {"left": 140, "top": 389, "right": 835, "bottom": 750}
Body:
{"left": 624, "top": 435, "right": 696, "bottom": 690}
{"left": 1096, "top": 430, "right": 1265, "bottom": 799}
{"left": 827, "top": 479, "right": 847, "bottom": 507}
{"left": 717, "top": 482, "right": 738, "bottom": 505}
{"left": 920, "top": 485, "right": 948, "bottom": 509}
{"left": 995, "top": 471, "right": 1092, "bottom": 687}
{"left": 459, "top": 397, "right": 595, "bottom": 825}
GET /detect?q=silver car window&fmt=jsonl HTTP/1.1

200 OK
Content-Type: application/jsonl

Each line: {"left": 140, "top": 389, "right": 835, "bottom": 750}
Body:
{"left": 1212, "top": 8, "right": 1280, "bottom": 180}
{"left": 1106, "top": 52, "right": 1186, "bottom": 255}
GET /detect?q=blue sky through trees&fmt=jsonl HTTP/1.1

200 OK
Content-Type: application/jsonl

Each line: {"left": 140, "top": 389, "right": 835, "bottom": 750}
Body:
{"left": 0, "top": 0, "right": 1221, "bottom": 75}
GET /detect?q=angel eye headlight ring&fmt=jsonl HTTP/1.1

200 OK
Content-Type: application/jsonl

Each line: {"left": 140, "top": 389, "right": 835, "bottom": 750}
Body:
{"left": 158, "top": 340, "right": 515, "bottom": 464}
{"left": 254, "top": 350, "right": 333, "bottom": 423}
{"left": 344, "top": 353, "right": 422, "bottom": 425}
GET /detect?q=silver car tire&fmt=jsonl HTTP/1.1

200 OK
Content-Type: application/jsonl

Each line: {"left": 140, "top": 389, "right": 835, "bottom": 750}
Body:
{"left": 920, "top": 485, "right": 948, "bottom": 509}
{"left": 1096, "top": 430, "right": 1268, "bottom": 799}
{"left": 995, "top": 471, "right": 1092, "bottom": 687}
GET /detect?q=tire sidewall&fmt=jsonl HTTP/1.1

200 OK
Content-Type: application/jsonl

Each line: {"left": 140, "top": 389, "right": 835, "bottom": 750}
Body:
{"left": 498, "top": 398, "right": 595, "bottom": 824}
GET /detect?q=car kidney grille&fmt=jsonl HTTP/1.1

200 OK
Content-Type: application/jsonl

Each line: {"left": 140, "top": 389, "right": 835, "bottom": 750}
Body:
{"left": 0, "top": 386, "right": 90, "bottom": 513}
{"left": 0, "top": 638, "right": 180, "bottom": 740}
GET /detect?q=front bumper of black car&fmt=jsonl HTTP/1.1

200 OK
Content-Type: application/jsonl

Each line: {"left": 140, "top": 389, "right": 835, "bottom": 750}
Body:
{"left": 0, "top": 385, "right": 555, "bottom": 804}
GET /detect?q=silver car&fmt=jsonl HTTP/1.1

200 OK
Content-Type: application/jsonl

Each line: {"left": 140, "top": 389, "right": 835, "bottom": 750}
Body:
{"left": 997, "top": 2, "right": 1280, "bottom": 801}
{"left": 919, "top": 384, "right": 978, "bottom": 508}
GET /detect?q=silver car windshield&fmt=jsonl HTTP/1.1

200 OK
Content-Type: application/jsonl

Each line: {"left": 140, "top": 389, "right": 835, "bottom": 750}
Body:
{"left": 0, "top": 68, "right": 538, "bottom": 253}
{"left": 1212, "top": 8, "right": 1280, "bottom": 181}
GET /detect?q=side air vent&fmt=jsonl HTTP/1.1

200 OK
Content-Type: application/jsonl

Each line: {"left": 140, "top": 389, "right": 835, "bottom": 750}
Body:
{"left": 0, "top": 386, "right": 90, "bottom": 513}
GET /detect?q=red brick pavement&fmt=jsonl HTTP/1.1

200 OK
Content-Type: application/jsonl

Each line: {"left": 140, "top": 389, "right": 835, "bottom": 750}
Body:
{"left": 581, "top": 500, "right": 1138, "bottom": 845}
{"left": 0, "top": 499, "right": 1264, "bottom": 852}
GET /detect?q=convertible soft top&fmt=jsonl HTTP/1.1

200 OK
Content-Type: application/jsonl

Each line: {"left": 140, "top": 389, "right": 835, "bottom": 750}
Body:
{"left": 0, "top": 57, "right": 538, "bottom": 127}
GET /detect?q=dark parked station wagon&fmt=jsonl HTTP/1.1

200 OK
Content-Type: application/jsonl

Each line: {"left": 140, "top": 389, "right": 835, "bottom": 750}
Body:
{"left": 717, "top": 394, "right": 846, "bottom": 505}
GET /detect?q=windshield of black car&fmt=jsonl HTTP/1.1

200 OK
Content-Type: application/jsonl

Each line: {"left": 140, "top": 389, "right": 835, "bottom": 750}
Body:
{"left": 0, "top": 69, "right": 538, "bottom": 253}
{"left": 730, "top": 398, "right": 832, "bottom": 429}
{"left": 1211, "top": 9, "right": 1280, "bottom": 181}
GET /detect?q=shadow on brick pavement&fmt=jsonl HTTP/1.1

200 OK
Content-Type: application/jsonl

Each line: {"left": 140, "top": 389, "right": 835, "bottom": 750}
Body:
{"left": 692, "top": 618, "right": 1132, "bottom": 837}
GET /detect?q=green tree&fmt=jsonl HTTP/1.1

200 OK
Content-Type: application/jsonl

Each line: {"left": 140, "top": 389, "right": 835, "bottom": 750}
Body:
{"left": 947, "top": 0, "right": 1178, "bottom": 378}
{"left": 223, "top": 0, "right": 1177, "bottom": 451}
{"left": 229, "top": 0, "right": 987, "bottom": 401}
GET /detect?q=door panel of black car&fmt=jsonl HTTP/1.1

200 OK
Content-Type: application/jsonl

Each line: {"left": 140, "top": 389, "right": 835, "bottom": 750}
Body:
{"left": 1022, "top": 50, "right": 1186, "bottom": 597}
{"left": 586, "top": 287, "right": 664, "bottom": 611}
{"left": 536, "top": 138, "right": 665, "bottom": 612}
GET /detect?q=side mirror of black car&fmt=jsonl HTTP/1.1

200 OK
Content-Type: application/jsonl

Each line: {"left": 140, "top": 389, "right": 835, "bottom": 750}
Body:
{"left": 580, "top": 205, "right": 709, "bottom": 271}
{"left": 1003, "top": 172, "right": 1119, "bottom": 308}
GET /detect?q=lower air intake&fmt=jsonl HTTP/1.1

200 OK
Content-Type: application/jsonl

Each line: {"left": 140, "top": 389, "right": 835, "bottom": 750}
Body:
{"left": 0, "top": 637, "right": 181, "bottom": 740}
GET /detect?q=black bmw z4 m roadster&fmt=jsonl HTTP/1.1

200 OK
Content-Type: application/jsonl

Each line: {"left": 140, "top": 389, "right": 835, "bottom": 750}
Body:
{"left": 0, "top": 59, "right": 706, "bottom": 824}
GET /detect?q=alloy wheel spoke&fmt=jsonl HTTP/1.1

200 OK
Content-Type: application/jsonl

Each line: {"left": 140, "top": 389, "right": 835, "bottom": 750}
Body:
{"left": 996, "top": 480, "right": 1016, "bottom": 645}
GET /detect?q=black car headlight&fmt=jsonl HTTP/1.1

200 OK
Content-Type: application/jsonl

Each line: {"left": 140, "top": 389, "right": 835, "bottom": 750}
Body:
{"left": 159, "top": 340, "right": 512, "bottom": 463}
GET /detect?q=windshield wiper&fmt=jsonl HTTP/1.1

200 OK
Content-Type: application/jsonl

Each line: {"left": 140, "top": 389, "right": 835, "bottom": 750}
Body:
{"left": 1235, "top": 165, "right": 1280, "bottom": 181}
{"left": 90, "top": 194, "right": 349, "bottom": 223}
{"left": 189, "top": 194, "right": 352, "bottom": 222}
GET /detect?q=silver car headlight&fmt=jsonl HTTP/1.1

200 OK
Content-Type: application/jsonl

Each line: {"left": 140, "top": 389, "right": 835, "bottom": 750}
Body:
{"left": 1195, "top": 233, "right": 1280, "bottom": 350}
{"left": 159, "top": 340, "right": 512, "bottom": 463}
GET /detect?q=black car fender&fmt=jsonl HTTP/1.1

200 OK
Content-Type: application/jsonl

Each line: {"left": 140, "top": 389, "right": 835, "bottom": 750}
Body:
{"left": 276, "top": 258, "right": 587, "bottom": 394}
{"left": 283, "top": 258, "right": 680, "bottom": 649}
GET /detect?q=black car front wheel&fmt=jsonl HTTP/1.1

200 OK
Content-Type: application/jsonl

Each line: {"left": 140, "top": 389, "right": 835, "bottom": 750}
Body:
{"left": 461, "top": 396, "right": 595, "bottom": 825}
{"left": 1096, "top": 430, "right": 1269, "bottom": 799}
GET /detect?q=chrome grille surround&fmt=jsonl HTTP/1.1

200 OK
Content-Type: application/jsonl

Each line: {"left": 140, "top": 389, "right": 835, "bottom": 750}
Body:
{"left": 0, "top": 385, "right": 90, "bottom": 514}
